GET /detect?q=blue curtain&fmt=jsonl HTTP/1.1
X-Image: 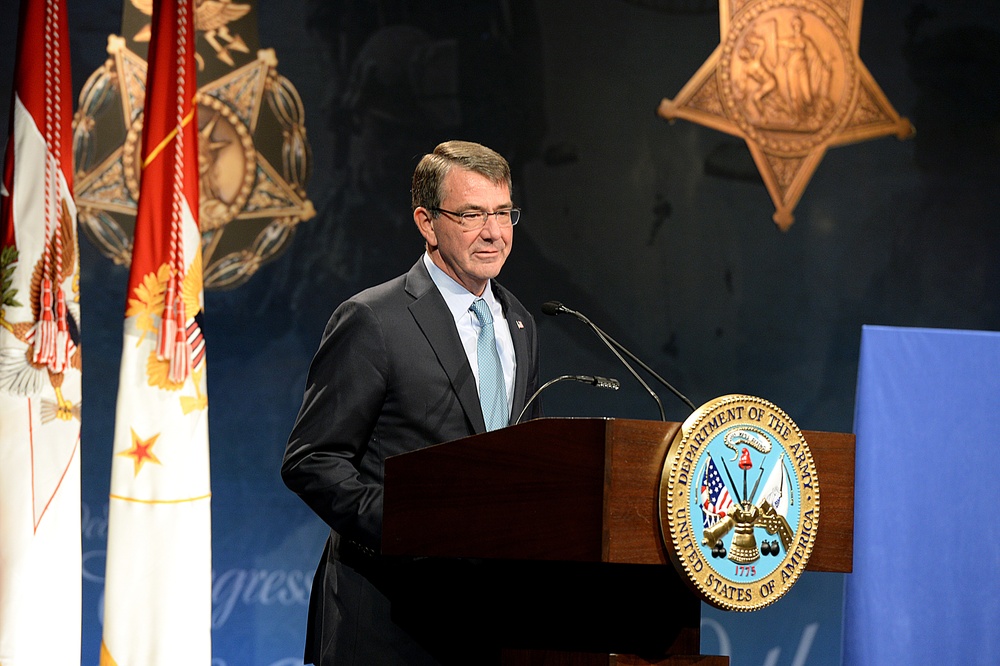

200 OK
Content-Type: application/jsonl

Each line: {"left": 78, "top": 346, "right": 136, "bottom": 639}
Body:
{"left": 844, "top": 326, "right": 1000, "bottom": 664}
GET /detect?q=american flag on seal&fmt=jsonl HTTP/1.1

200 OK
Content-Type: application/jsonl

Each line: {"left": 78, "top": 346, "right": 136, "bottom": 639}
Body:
{"left": 699, "top": 453, "right": 735, "bottom": 529}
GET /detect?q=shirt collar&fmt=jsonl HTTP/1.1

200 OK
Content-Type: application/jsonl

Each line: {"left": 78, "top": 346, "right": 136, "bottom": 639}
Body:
{"left": 422, "top": 252, "right": 498, "bottom": 323}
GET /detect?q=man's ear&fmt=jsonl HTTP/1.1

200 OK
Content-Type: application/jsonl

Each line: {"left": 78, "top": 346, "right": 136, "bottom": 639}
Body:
{"left": 414, "top": 207, "right": 437, "bottom": 247}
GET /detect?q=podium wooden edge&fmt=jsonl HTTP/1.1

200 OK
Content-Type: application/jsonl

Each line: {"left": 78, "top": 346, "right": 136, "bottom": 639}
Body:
{"left": 801, "top": 428, "right": 856, "bottom": 573}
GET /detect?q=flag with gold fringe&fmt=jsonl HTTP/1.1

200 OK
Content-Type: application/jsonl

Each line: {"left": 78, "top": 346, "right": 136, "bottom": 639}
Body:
{"left": 0, "top": 0, "right": 82, "bottom": 662}
{"left": 100, "top": 0, "right": 212, "bottom": 662}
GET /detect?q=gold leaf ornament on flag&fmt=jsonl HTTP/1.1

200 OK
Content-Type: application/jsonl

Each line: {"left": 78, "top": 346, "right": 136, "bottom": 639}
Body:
{"left": 127, "top": 254, "right": 204, "bottom": 391}
{"left": 125, "top": 262, "right": 170, "bottom": 344}
{"left": 179, "top": 366, "right": 208, "bottom": 413}
{"left": 145, "top": 347, "right": 182, "bottom": 391}
{"left": 181, "top": 247, "right": 204, "bottom": 318}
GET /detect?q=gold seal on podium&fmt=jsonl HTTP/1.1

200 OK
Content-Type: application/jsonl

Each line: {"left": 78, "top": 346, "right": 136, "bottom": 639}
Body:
{"left": 659, "top": 394, "right": 820, "bottom": 611}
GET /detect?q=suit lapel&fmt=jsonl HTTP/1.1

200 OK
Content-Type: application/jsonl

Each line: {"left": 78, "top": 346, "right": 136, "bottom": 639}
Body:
{"left": 405, "top": 259, "right": 487, "bottom": 434}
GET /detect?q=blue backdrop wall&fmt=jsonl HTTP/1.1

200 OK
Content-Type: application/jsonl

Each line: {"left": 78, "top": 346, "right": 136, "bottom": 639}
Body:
{"left": 2, "top": 1, "right": 999, "bottom": 664}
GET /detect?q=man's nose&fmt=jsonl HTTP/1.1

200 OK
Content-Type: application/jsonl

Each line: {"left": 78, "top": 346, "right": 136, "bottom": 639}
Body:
{"left": 480, "top": 213, "right": 504, "bottom": 237}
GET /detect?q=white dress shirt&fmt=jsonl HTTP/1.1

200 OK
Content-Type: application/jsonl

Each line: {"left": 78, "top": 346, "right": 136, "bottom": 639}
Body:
{"left": 422, "top": 252, "right": 516, "bottom": 418}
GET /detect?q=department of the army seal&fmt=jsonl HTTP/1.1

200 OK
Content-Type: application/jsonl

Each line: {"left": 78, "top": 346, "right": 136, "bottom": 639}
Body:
{"left": 659, "top": 394, "right": 819, "bottom": 611}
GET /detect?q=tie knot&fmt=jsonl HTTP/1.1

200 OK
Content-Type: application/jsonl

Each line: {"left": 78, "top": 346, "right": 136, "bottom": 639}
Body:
{"left": 470, "top": 298, "right": 493, "bottom": 326}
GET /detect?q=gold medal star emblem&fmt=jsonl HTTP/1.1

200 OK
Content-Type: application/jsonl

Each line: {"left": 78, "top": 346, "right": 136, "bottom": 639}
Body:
{"left": 74, "top": 35, "right": 315, "bottom": 289}
{"left": 658, "top": 0, "right": 914, "bottom": 229}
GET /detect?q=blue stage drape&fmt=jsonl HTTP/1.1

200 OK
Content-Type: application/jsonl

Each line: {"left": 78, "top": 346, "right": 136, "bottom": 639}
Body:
{"left": 844, "top": 325, "right": 1000, "bottom": 664}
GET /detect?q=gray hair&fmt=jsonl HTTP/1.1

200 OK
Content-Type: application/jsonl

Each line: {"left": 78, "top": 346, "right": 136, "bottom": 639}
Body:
{"left": 411, "top": 140, "right": 512, "bottom": 211}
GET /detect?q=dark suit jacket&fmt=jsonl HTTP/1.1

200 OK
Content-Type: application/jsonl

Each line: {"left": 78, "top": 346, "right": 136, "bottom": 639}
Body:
{"left": 282, "top": 257, "right": 540, "bottom": 665}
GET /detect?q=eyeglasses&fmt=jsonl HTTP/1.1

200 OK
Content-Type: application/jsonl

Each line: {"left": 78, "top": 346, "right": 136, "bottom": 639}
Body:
{"left": 430, "top": 207, "right": 521, "bottom": 230}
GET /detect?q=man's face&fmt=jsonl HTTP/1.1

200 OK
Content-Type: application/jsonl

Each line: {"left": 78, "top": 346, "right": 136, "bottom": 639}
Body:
{"left": 415, "top": 167, "right": 513, "bottom": 296}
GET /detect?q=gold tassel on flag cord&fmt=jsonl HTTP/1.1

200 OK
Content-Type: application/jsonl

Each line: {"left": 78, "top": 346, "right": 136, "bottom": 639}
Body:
{"left": 155, "top": 2, "right": 193, "bottom": 385}
{"left": 31, "top": 0, "right": 70, "bottom": 375}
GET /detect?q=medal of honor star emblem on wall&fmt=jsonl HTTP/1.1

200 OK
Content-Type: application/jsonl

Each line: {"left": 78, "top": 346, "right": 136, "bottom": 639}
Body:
{"left": 659, "top": 394, "right": 820, "bottom": 611}
{"left": 658, "top": 0, "right": 914, "bottom": 230}
{"left": 73, "top": 5, "right": 315, "bottom": 291}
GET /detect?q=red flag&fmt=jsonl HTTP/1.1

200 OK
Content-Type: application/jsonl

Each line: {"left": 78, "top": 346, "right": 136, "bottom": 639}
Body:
{"left": 0, "top": 0, "right": 82, "bottom": 663}
{"left": 101, "top": 0, "right": 212, "bottom": 662}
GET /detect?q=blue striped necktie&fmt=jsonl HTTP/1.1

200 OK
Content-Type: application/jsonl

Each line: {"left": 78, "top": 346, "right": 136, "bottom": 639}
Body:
{"left": 470, "top": 298, "right": 508, "bottom": 431}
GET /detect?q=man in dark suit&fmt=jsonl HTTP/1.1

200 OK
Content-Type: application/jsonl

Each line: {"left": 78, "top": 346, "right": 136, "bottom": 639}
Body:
{"left": 282, "top": 140, "right": 540, "bottom": 665}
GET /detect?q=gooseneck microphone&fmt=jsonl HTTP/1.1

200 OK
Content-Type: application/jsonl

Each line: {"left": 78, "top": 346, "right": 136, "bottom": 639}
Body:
{"left": 542, "top": 300, "right": 697, "bottom": 415}
{"left": 542, "top": 301, "right": 666, "bottom": 421}
{"left": 514, "top": 374, "right": 620, "bottom": 426}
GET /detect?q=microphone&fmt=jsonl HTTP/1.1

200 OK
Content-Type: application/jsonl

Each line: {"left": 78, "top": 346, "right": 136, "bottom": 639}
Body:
{"left": 543, "top": 300, "right": 697, "bottom": 415}
{"left": 513, "top": 374, "right": 620, "bottom": 426}
{"left": 583, "top": 374, "right": 621, "bottom": 390}
{"left": 542, "top": 301, "right": 664, "bottom": 420}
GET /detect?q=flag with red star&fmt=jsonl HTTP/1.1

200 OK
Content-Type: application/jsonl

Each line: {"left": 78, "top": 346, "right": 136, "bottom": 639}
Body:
{"left": 0, "top": 0, "right": 82, "bottom": 662}
{"left": 102, "top": 0, "right": 212, "bottom": 662}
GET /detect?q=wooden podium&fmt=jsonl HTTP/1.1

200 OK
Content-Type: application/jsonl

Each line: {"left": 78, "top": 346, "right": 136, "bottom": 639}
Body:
{"left": 382, "top": 417, "right": 855, "bottom": 665}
